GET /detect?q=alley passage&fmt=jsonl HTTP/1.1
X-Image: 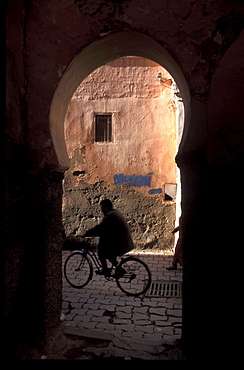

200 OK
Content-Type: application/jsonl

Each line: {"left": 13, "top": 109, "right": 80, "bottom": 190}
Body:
{"left": 62, "top": 251, "right": 182, "bottom": 344}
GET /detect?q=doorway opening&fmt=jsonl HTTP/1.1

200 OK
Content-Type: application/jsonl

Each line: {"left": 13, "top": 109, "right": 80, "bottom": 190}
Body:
{"left": 50, "top": 31, "right": 189, "bottom": 343}
{"left": 62, "top": 55, "right": 184, "bottom": 252}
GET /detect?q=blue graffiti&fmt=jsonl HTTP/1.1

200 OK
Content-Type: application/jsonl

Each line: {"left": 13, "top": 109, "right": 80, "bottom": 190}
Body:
{"left": 114, "top": 174, "right": 151, "bottom": 187}
{"left": 148, "top": 188, "right": 162, "bottom": 195}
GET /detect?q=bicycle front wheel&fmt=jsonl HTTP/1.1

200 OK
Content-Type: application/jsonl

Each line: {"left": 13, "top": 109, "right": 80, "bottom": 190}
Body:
{"left": 116, "top": 256, "right": 151, "bottom": 297}
{"left": 64, "top": 251, "right": 93, "bottom": 288}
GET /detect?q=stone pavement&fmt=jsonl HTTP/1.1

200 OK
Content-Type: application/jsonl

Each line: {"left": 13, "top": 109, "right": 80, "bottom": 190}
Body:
{"left": 61, "top": 250, "right": 183, "bottom": 357}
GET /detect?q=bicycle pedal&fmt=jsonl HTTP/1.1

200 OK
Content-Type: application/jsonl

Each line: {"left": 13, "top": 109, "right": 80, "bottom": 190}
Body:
{"left": 129, "top": 273, "right": 136, "bottom": 282}
{"left": 95, "top": 268, "right": 111, "bottom": 277}
{"left": 95, "top": 269, "right": 103, "bottom": 275}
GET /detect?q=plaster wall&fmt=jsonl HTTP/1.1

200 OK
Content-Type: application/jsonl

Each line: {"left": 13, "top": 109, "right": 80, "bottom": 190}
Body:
{"left": 63, "top": 57, "right": 177, "bottom": 249}
{"left": 65, "top": 57, "right": 176, "bottom": 190}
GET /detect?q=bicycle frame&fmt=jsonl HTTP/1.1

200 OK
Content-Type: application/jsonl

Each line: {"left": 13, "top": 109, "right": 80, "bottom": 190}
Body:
{"left": 73, "top": 244, "right": 122, "bottom": 279}
{"left": 70, "top": 237, "right": 101, "bottom": 270}
{"left": 71, "top": 237, "right": 132, "bottom": 277}
{"left": 80, "top": 247, "right": 101, "bottom": 270}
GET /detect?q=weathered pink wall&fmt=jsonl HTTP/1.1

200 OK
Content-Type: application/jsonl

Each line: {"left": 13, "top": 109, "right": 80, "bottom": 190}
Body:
{"left": 62, "top": 57, "right": 177, "bottom": 250}
{"left": 65, "top": 57, "right": 177, "bottom": 193}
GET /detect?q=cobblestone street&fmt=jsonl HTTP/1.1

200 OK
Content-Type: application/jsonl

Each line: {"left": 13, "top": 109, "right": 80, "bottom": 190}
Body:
{"left": 62, "top": 250, "right": 183, "bottom": 346}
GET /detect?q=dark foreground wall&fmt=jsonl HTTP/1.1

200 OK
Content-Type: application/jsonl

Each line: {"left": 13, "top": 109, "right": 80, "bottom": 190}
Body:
{"left": 6, "top": 0, "right": 244, "bottom": 360}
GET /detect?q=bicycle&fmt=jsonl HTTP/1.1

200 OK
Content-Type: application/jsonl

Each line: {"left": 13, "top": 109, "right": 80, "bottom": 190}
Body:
{"left": 63, "top": 237, "right": 151, "bottom": 297}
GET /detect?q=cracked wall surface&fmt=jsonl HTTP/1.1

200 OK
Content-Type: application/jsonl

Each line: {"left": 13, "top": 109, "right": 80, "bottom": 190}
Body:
{"left": 63, "top": 57, "right": 177, "bottom": 250}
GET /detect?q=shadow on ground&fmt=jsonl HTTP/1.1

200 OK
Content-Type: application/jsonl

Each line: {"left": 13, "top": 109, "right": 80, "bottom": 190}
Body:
{"left": 16, "top": 324, "right": 185, "bottom": 360}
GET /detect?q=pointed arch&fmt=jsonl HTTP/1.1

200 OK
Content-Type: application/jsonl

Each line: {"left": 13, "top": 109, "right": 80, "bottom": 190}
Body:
{"left": 49, "top": 31, "right": 190, "bottom": 171}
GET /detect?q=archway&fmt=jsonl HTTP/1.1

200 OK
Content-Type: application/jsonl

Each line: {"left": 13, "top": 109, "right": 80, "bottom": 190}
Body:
{"left": 50, "top": 30, "right": 190, "bottom": 345}
{"left": 49, "top": 31, "right": 190, "bottom": 172}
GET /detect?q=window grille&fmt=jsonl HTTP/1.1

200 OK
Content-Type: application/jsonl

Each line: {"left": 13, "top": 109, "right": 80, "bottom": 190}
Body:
{"left": 95, "top": 114, "right": 112, "bottom": 142}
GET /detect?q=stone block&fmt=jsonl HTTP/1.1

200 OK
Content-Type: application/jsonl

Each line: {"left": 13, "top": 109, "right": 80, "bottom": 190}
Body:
{"left": 115, "top": 324, "right": 135, "bottom": 332}
{"left": 132, "top": 312, "right": 148, "bottom": 321}
{"left": 167, "top": 309, "right": 182, "bottom": 317}
{"left": 149, "top": 307, "right": 166, "bottom": 316}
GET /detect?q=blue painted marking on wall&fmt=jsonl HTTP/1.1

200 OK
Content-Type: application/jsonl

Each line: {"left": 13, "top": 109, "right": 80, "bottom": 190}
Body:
{"left": 114, "top": 174, "right": 151, "bottom": 187}
{"left": 148, "top": 188, "right": 162, "bottom": 195}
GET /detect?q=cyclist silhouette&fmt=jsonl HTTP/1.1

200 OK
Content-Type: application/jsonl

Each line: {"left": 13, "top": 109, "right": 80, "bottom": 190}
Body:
{"left": 83, "top": 199, "right": 134, "bottom": 276}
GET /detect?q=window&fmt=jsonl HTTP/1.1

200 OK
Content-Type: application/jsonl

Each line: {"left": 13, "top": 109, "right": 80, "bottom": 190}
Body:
{"left": 95, "top": 114, "right": 112, "bottom": 142}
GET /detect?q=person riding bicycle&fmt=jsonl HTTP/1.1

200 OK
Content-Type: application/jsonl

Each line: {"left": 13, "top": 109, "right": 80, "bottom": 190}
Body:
{"left": 82, "top": 199, "right": 134, "bottom": 276}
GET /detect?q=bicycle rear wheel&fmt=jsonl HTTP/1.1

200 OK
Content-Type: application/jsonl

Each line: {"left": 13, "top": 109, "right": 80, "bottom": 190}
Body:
{"left": 64, "top": 251, "right": 93, "bottom": 288}
{"left": 115, "top": 256, "right": 151, "bottom": 297}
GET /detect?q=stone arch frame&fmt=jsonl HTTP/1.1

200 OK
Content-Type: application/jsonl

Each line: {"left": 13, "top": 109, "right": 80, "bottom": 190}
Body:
{"left": 49, "top": 31, "right": 190, "bottom": 172}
